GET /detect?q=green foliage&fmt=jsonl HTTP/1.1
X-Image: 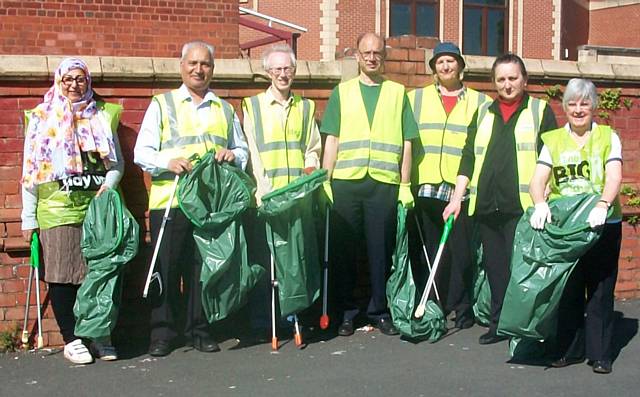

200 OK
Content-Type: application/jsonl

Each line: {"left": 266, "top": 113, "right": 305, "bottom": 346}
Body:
{"left": 621, "top": 184, "right": 637, "bottom": 196}
{"left": 623, "top": 98, "right": 634, "bottom": 111}
{"left": 0, "top": 324, "right": 21, "bottom": 353}
{"left": 599, "top": 88, "right": 622, "bottom": 111}
{"left": 621, "top": 184, "right": 640, "bottom": 226}
{"left": 545, "top": 84, "right": 563, "bottom": 101}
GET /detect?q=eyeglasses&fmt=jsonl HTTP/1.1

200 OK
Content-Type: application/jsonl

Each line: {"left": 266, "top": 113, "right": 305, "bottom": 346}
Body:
{"left": 61, "top": 75, "right": 88, "bottom": 86}
{"left": 269, "top": 66, "right": 295, "bottom": 76}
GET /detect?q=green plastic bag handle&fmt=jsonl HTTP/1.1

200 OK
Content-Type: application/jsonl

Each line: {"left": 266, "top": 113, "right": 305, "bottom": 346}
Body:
{"left": 30, "top": 233, "right": 40, "bottom": 269}
{"left": 439, "top": 215, "right": 454, "bottom": 245}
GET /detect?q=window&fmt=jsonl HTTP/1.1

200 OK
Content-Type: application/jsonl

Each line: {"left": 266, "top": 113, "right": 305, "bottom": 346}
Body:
{"left": 463, "top": 0, "right": 507, "bottom": 56}
{"left": 390, "top": 0, "right": 439, "bottom": 37}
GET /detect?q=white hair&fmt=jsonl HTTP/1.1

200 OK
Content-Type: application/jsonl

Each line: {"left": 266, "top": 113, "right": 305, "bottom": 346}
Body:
{"left": 563, "top": 78, "right": 599, "bottom": 111}
{"left": 181, "top": 41, "right": 215, "bottom": 61}
{"left": 262, "top": 43, "right": 297, "bottom": 71}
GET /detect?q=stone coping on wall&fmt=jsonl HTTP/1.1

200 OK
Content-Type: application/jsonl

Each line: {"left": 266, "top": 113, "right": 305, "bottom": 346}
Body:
{"left": 1, "top": 54, "right": 639, "bottom": 84}
{"left": 0, "top": 55, "right": 354, "bottom": 84}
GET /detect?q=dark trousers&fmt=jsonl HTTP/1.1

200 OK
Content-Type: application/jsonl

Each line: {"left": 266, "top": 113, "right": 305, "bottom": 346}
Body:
{"left": 149, "top": 208, "right": 210, "bottom": 342}
{"left": 243, "top": 209, "right": 271, "bottom": 330}
{"left": 331, "top": 176, "right": 398, "bottom": 322}
{"left": 476, "top": 212, "right": 520, "bottom": 334}
{"left": 556, "top": 222, "right": 621, "bottom": 361}
{"left": 414, "top": 197, "right": 474, "bottom": 318}
{"left": 48, "top": 283, "right": 80, "bottom": 344}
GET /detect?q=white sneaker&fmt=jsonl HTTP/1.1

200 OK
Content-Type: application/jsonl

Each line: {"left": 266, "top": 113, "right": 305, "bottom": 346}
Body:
{"left": 63, "top": 339, "right": 93, "bottom": 364}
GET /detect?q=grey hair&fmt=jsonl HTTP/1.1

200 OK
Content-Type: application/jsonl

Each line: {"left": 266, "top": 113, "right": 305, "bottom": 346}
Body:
{"left": 262, "top": 43, "right": 297, "bottom": 71}
{"left": 563, "top": 78, "right": 598, "bottom": 111}
{"left": 181, "top": 41, "right": 215, "bottom": 61}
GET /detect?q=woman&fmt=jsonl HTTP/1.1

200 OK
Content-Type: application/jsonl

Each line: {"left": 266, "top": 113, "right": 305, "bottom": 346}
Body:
{"left": 408, "top": 42, "right": 489, "bottom": 330}
{"left": 443, "top": 53, "right": 557, "bottom": 345}
{"left": 529, "top": 78, "right": 622, "bottom": 374}
{"left": 21, "top": 58, "right": 124, "bottom": 364}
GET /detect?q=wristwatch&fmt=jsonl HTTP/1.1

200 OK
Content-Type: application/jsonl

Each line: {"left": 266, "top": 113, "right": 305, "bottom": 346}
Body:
{"left": 598, "top": 199, "right": 611, "bottom": 209}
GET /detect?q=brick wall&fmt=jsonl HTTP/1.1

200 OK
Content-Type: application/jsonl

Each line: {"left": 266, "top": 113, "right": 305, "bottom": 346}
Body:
{"left": 589, "top": 4, "right": 640, "bottom": 48}
{"left": 336, "top": 0, "right": 383, "bottom": 58}
{"left": 441, "top": 0, "right": 460, "bottom": 44}
{"left": 0, "top": 0, "right": 239, "bottom": 58}
{"left": 521, "top": 0, "right": 555, "bottom": 59}
{"left": 561, "top": 0, "right": 589, "bottom": 60}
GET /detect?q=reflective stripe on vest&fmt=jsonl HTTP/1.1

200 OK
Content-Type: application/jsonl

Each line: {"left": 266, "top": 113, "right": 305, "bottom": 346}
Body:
{"left": 468, "top": 96, "right": 546, "bottom": 215}
{"left": 409, "top": 85, "right": 489, "bottom": 185}
{"left": 543, "top": 124, "right": 622, "bottom": 221}
{"left": 148, "top": 90, "right": 233, "bottom": 209}
{"left": 244, "top": 93, "right": 314, "bottom": 189}
{"left": 333, "top": 78, "right": 404, "bottom": 184}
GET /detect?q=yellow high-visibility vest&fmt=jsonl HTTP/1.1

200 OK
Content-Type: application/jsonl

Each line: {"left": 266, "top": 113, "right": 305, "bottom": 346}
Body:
{"left": 409, "top": 85, "right": 488, "bottom": 185}
{"left": 543, "top": 124, "right": 622, "bottom": 221}
{"left": 468, "top": 96, "right": 547, "bottom": 215}
{"left": 333, "top": 77, "right": 405, "bottom": 184}
{"left": 242, "top": 92, "right": 314, "bottom": 190}
{"left": 148, "top": 89, "right": 233, "bottom": 210}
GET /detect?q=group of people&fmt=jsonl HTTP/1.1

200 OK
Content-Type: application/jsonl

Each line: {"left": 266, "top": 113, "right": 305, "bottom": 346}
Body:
{"left": 20, "top": 33, "right": 622, "bottom": 375}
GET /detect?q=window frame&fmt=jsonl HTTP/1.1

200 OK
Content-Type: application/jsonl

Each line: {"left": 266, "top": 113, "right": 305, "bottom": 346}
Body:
{"left": 389, "top": 0, "right": 440, "bottom": 37}
{"left": 462, "top": 0, "right": 509, "bottom": 56}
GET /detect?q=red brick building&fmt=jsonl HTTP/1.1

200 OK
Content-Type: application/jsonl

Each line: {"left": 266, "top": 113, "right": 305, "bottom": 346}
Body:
{"left": 239, "top": 0, "right": 640, "bottom": 61}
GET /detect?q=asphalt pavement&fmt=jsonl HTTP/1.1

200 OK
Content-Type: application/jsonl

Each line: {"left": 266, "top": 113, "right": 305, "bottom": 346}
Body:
{"left": 1, "top": 300, "right": 639, "bottom": 397}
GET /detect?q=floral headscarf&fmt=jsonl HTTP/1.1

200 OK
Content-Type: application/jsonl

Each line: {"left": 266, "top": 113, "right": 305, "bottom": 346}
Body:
{"left": 21, "top": 58, "right": 117, "bottom": 188}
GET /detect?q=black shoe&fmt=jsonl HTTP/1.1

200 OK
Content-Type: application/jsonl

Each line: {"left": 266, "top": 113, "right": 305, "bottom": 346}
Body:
{"left": 376, "top": 318, "right": 399, "bottom": 336}
{"left": 454, "top": 316, "right": 475, "bottom": 330}
{"left": 478, "top": 331, "right": 508, "bottom": 345}
{"left": 149, "top": 339, "right": 172, "bottom": 357}
{"left": 550, "top": 356, "right": 585, "bottom": 368}
{"left": 192, "top": 335, "right": 220, "bottom": 353}
{"left": 592, "top": 360, "right": 612, "bottom": 374}
{"left": 338, "top": 320, "right": 354, "bottom": 336}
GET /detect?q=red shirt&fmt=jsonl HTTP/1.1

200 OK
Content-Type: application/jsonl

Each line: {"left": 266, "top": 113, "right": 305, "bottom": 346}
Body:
{"left": 497, "top": 96, "right": 524, "bottom": 123}
{"left": 441, "top": 94, "right": 458, "bottom": 115}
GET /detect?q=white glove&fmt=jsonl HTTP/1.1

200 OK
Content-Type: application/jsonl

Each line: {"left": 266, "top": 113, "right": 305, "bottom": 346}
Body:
{"left": 530, "top": 202, "right": 552, "bottom": 230}
{"left": 587, "top": 206, "right": 608, "bottom": 228}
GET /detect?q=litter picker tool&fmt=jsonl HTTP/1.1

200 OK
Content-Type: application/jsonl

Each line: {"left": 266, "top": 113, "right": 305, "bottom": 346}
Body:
{"left": 413, "top": 212, "right": 441, "bottom": 303}
{"left": 21, "top": 236, "right": 36, "bottom": 346}
{"left": 319, "top": 205, "right": 330, "bottom": 330}
{"left": 142, "top": 174, "right": 180, "bottom": 298}
{"left": 293, "top": 314, "right": 304, "bottom": 348}
{"left": 270, "top": 253, "right": 279, "bottom": 351}
{"left": 414, "top": 215, "right": 454, "bottom": 319}
{"left": 28, "top": 233, "right": 44, "bottom": 349}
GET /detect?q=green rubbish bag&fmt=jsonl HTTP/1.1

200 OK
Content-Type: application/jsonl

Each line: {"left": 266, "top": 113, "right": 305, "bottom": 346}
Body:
{"left": 74, "top": 188, "right": 140, "bottom": 340}
{"left": 497, "top": 193, "right": 607, "bottom": 342}
{"left": 387, "top": 205, "right": 447, "bottom": 341}
{"left": 178, "top": 152, "right": 265, "bottom": 323}
{"left": 258, "top": 169, "right": 326, "bottom": 318}
{"left": 472, "top": 239, "right": 491, "bottom": 327}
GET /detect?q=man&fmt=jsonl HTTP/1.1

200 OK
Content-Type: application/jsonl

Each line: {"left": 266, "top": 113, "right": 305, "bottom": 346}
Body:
{"left": 408, "top": 42, "right": 489, "bottom": 330}
{"left": 241, "top": 43, "right": 321, "bottom": 333}
{"left": 321, "top": 33, "right": 419, "bottom": 337}
{"left": 242, "top": 43, "right": 321, "bottom": 203}
{"left": 134, "top": 40, "right": 248, "bottom": 356}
